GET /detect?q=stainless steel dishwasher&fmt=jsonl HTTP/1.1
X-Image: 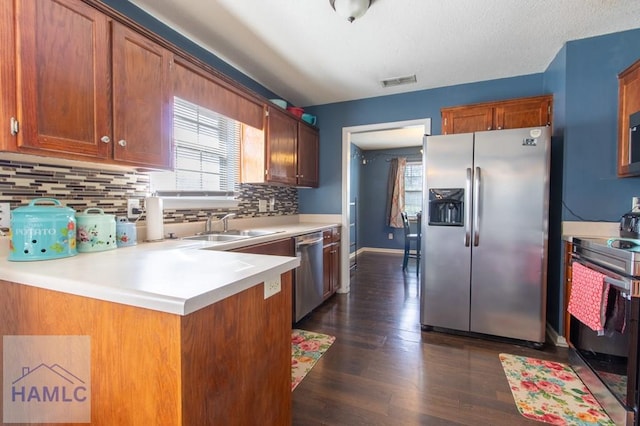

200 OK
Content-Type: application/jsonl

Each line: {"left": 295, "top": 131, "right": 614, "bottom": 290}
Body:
{"left": 294, "top": 231, "right": 324, "bottom": 322}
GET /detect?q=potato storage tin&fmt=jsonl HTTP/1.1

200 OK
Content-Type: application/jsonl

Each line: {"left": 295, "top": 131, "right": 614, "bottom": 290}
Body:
{"left": 9, "top": 198, "right": 77, "bottom": 261}
{"left": 76, "top": 208, "right": 117, "bottom": 253}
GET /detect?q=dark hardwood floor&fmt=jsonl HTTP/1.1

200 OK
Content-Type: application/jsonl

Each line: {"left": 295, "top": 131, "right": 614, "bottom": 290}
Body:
{"left": 293, "top": 252, "right": 569, "bottom": 425}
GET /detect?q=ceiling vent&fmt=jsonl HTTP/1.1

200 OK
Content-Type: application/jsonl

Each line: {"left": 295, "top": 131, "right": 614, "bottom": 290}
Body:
{"left": 380, "top": 74, "right": 417, "bottom": 88}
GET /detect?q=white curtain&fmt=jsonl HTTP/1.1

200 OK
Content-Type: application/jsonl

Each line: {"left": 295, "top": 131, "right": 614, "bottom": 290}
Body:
{"left": 387, "top": 157, "right": 406, "bottom": 228}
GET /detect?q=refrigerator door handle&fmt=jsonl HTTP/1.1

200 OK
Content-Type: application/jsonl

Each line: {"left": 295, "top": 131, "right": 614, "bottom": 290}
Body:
{"left": 464, "top": 168, "right": 472, "bottom": 246}
{"left": 473, "top": 166, "right": 481, "bottom": 246}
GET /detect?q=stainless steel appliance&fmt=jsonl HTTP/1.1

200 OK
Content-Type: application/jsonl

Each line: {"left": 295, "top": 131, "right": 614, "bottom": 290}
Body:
{"left": 621, "top": 212, "right": 640, "bottom": 239}
{"left": 570, "top": 237, "right": 640, "bottom": 426}
{"left": 420, "top": 127, "right": 551, "bottom": 345}
{"left": 294, "top": 231, "right": 324, "bottom": 322}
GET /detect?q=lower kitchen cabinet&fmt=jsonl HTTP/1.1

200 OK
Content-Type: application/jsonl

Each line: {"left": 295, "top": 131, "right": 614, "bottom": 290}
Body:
{"left": 323, "top": 227, "right": 341, "bottom": 300}
{"left": 231, "top": 237, "right": 294, "bottom": 256}
{"left": 0, "top": 274, "right": 293, "bottom": 425}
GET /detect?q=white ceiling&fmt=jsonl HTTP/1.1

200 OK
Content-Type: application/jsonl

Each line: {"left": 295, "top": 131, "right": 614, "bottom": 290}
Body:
{"left": 128, "top": 0, "right": 640, "bottom": 149}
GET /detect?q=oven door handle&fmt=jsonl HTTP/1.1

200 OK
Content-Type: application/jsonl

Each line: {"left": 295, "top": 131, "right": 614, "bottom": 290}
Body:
{"left": 572, "top": 257, "right": 635, "bottom": 297}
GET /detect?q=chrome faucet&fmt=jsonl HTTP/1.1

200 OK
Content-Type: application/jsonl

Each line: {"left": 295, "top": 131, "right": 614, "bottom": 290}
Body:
{"left": 205, "top": 213, "right": 236, "bottom": 233}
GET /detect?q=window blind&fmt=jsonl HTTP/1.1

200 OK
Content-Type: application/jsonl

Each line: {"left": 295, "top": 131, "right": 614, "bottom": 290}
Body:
{"left": 404, "top": 162, "right": 423, "bottom": 216}
{"left": 155, "top": 97, "right": 239, "bottom": 193}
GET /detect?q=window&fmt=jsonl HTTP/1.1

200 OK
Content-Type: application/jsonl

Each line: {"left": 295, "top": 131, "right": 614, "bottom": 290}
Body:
{"left": 404, "top": 161, "right": 423, "bottom": 216}
{"left": 149, "top": 97, "right": 240, "bottom": 196}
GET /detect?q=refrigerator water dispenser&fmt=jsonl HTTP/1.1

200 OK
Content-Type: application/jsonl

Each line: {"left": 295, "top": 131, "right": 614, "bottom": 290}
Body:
{"left": 428, "top": 188, "right": 463, "bottom": 226}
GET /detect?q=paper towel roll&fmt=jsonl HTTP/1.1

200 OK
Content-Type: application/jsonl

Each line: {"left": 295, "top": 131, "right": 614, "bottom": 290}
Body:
{"left": 145, "top": 196, "right": 164, "bottom": 241}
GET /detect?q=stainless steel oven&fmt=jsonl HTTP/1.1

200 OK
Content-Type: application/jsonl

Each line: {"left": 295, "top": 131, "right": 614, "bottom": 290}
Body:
{"left": 570, "top": 237, "right": 640, "bottom": 426}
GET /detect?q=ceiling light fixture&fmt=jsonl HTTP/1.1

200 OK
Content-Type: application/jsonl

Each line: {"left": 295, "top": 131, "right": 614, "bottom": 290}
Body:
{"left": 329, "top": 0, "right": 371, "bottom": 23}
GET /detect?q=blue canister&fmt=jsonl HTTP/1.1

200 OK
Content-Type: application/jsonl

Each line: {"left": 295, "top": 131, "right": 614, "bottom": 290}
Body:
{"left": 76, "top": 208, "right": 117, "bottom": 253}
{"left": 116, "top": 217, "right": 137, "bottom": 247}
{"left": 8, "top": 198, "right": 77, "bottom": 261}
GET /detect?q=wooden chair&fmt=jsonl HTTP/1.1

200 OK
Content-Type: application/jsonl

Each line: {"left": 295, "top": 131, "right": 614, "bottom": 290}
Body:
{"left": 401, "top": 212, "right": 421, "bottom": 274}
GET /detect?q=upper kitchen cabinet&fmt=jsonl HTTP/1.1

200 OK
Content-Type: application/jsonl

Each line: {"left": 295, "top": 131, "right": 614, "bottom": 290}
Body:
{"left": 617, "top": 59, "right": 640, "bottom": 177}
{"left": 111, "top": 23, "right": 172, "bottom": 169}
{"left": 14, "top": 0, "right": 111, "bottom": 158}
{"left": 10, "top": 0, "right": 172, "bottom": 169}
{"left": 296, "top": 122, "right": 319, "bottom": 188}
{"left": 441, "top": 95, "right": 553, "bottom": 135}
{"left": 0, "top": 1, "right": 16, "bottom": 148}
{"left": 266, "top": 106, "right": 298, "bottom": 185}
{"left": 241, "top": 106, "right": 319, "bottom": 188}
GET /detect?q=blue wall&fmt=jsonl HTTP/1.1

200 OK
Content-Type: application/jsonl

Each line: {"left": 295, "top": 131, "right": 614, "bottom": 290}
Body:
{"left": 562, "top": 29, "right": 640, "bottom": 222}
{"left": 357, "top": 148, "right": 423, "bottom": 250}
{"left": 301, "top": 74, "right": 545, "bottom": 214}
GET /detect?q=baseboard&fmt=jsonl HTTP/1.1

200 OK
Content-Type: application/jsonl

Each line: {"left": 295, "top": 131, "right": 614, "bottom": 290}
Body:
{"left": 546, "top": 323, "right": 568, "bottom": 347}
{"left": 356, "top": 247, "right": 403, "bottom": 255}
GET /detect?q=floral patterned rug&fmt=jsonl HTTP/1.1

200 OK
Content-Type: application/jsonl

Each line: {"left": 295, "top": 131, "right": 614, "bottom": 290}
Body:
{"left": 291, "top": 329, "right": 336, "bottom": 391}
{"left": 499, "top": 353, "right": 615, "bottom": 425}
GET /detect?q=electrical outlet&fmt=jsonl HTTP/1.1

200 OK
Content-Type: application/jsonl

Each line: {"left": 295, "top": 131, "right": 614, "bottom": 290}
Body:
{"left": 264, "top": 275, "right": 281, "bottom": 299}
{"left": 127, "top": 199, "right": 141, "bottom": 219}
{"left": 269, "top": 197, "right": 275, "bottom": 211}
{"left": 633, "top": 197, "right": 640, "bottom": 212}
{"left": 258, "top": 199, "right": 267, "bottom": 213}
{"left": 388, "top": 233, "right": 393, "bottom": 240}
{"left": 0, "top": 202, "right": 10, "bottom": 228}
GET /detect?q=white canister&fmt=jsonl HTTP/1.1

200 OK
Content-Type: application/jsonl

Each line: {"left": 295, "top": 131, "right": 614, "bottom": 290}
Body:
{"left": 116, "top": 217, "right": 137, "bottom": 247}
{"left": 76, "top": 208, "right": 117, "bottom": 253}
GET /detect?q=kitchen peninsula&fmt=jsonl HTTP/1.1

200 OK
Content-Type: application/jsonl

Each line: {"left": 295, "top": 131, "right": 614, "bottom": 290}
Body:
{"left": 0, "top": 239, "right": 300, "bottom": 425}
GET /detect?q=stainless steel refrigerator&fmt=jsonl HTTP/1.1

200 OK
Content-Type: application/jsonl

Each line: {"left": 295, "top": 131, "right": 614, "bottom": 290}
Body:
{"left": 420, "top": 126, "right": 550, "bottom": 344}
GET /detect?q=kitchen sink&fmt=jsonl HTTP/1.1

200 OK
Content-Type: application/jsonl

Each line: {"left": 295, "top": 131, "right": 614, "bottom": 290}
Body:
{"left": 218, "top": 230, "right": 281, "bottom": 237}
{"left": 182, "top": 234, "right": 250, "bottom": 242}
{"left": 181, "top": 229, "right": 282, "bottom": 243}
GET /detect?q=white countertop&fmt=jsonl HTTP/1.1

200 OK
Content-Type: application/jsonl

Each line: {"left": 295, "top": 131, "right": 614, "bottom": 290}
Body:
{"left": 0, "top": 221, "right": 339, "bottom": 316}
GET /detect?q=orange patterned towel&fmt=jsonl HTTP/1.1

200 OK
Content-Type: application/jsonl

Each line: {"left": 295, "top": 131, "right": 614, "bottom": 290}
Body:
{"left": 568, "top": 262, "right": 609, "bottom": 332}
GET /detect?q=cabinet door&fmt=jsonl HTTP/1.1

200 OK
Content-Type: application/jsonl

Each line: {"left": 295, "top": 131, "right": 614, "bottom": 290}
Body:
{"left": 322, "top": 243, "right": 332, "bottom": 299}
{"left": 442, "top": 106, "right": 493, "bottom": 134}
{"left": 16, "top": 0, "right": 110, "bottom": 158}
{"left": 495, "top": 97, "right": 551, "bottom": 130}
{"left": 231, "top": 238, "right": 294, "bottom": 256}
{"left": 330, "top": 241, "right": 340, "bottom": 294}
{"left": 297, "top": 123, "right": 319, "bottom": 187}
{"left": 618, "top": 59, "right": 640, "bottom": 176}
{"left": 112, "top": 23, "right": 172, "bottom": 169}
{"left": 266, "top": 107, "right": 297, "bottom": 185}
{"left": 1, "top": 0, "right": 16, "bottom": 150}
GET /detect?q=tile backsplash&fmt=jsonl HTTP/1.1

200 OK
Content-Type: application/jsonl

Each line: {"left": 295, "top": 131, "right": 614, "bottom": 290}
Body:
{"left": 0, "top": 158, "right": 298, "bottom": 224}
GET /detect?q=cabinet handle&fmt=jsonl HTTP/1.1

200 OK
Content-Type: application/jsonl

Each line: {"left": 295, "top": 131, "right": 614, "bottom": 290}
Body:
{"left": 487, "top": 127, "right": 491, "bottom": 130}
{"left": 100, "top": 136, "right": 110, "bottom": 143}
{"left": 118, "top": 139, "right": 127, "bottom": 147}
{"left": 10, "top": 117, "right": 19, "bottom": 136}
{"left": 497, "top": 126, "right": 502, "bottom": 130}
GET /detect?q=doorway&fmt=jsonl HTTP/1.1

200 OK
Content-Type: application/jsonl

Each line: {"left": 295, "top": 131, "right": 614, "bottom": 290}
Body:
{"left": 339, "top": 118, "right": 431, "bottom": 293}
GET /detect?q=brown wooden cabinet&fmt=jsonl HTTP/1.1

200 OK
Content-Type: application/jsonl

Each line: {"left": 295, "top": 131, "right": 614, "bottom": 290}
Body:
{"left": 111, "top": 23, "right": 173, "bottom": 169}
{"left": 441, "top": 95, "right": 553, "bottom": 135}
{"left": 241, "top": 106, "right": 319, "bottom": 188}
{"left": 266, "top": 106, "right": 298, "bottom": 185}
{"left": 231, "top": 238, "right": 294, "bottom": 257}
{"left": 10, "top": 0, "right": 172, "bottom": 169}
{"left": 0, "top": 273, "right": 293, "bottom": 425}
{"left": 322, "top": 227, "right": 341, "bottom": 300}
{"left": 0, "top": 0, "right": 16, "bottom": 145}
{"left": 297, "top": 122, "right": 320, "bottom": 188}
{"left": 617, "top": 59, "right": 640, "bottom": 177}
{"left": 14, "top": 0, "right": 111, "bottom": 158}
